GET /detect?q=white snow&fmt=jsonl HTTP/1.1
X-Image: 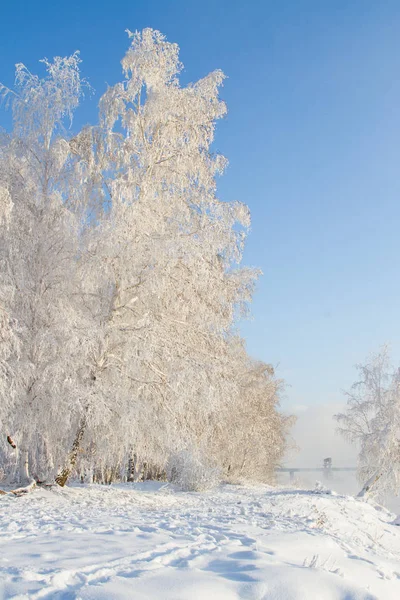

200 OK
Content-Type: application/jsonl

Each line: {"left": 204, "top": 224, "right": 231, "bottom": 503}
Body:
{"left": 1, "top": 482, "right": 400, "bottom": 599}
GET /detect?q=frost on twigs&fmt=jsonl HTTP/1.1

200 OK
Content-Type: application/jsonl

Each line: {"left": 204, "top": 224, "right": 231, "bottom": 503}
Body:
{"left": 0, "top": 187, "right": 12, "bottom": 226}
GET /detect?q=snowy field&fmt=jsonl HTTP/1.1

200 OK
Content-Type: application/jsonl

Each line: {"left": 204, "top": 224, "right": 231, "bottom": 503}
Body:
{"left": 1, "top": 482, "right": 400, "bottom": 599}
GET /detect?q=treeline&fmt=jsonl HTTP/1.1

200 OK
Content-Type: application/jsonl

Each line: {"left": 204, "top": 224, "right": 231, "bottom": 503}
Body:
{"left": 0, "top": 29, "right": 292, "bottom": 490}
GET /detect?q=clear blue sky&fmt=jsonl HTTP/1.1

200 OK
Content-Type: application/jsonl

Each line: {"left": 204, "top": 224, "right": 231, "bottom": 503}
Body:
{"left": 2, "top": 0, "right": 400, "bottom": 410}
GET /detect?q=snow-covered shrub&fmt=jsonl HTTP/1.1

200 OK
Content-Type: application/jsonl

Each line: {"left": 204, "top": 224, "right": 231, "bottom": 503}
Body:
{"left": 167, "top": 449, "right": 221, "bottom": 492}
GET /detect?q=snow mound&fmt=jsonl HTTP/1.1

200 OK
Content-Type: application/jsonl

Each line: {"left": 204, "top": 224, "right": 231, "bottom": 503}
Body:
{"left": 1, "top": 482, "right": 399, "bottom": 599}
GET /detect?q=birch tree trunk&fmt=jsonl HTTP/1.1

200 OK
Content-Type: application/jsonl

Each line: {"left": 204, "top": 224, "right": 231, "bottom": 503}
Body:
{"left": 55, "top": 417, "right": 86, "bottom": 487}
{"left": 19, "top": 449, "right": 30, "bottom": 485}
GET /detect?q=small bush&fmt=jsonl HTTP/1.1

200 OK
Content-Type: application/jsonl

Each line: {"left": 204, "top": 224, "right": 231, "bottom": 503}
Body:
{"left": 166, "top": 449, "right": 221, "bottom": 492}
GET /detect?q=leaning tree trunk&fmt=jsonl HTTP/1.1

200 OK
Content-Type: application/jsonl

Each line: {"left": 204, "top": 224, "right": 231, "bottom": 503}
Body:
{"left": 55, "top": 417, "right": 86, "bottom": 487}
{"left": 357, "top": 470, "right": 383, "bottom": 499}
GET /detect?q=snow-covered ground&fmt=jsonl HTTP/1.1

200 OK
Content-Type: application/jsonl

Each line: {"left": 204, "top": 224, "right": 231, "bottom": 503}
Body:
{"left": 1, "top": 482, "right": 400, "bottom": 599}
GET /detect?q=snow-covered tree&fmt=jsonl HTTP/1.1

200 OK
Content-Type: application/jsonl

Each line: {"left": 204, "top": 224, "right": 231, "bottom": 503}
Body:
{"left": 205, "top": 337, "right": 293, "bottom": 482}
{"left": 0, "top": 29, "right": 291, "bottom": 488}
{"left": 336, "top": 347, "right": 400, "bottom": 500}
{"left": 68, "top": 28, "right": 261, "bottom": 478}
{"left": 0, "top": 184, "right": 19, "bottom": 477}
{"left": 0, "top": 54, "right": 88, "bottom": 483}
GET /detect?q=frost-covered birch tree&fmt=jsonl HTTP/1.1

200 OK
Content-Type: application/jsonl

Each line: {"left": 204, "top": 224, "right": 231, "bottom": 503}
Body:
{"left": 0, "top": 29, "right": 291, "bottom": 488}
{"left": 0, "top": 55, "right": 88, "bottom": 483}
{"left": 0, "top": 185, "right": 19, "bottom": 470}
{"left": 69, "top": 29, "right": 261, "bottom": 479}
{"left": 336, "top": 347, "right": 400, "bottom": 500}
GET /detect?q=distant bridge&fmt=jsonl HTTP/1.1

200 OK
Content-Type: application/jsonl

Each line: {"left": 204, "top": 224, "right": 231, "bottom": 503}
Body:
{"left": 276, "top": 458, "right": 356, "bottom": 481}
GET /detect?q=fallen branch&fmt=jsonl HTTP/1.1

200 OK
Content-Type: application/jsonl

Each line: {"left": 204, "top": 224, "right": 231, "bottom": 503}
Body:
{"left": 0, "top": 479, "right": 36, "bottom": 497}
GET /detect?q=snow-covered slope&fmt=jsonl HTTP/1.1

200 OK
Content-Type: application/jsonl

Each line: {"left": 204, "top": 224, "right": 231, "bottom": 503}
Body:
{"left": 1, "top": 482, "right": 399, "bottom": 599}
